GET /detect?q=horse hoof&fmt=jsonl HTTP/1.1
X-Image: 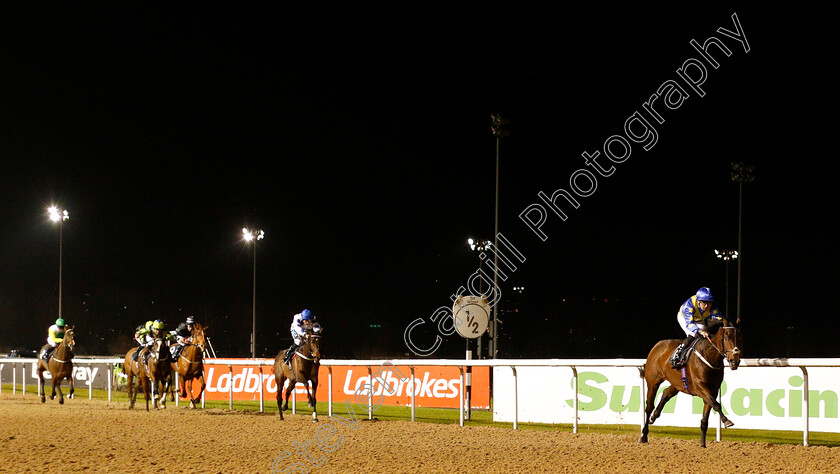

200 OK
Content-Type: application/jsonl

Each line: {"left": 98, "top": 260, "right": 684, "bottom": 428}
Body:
{"left": 639, "top": 437, "right": 648, "bottom": 443}
{"left": 59, "top": 398, "right": 64, "bottom": 405}
{"left": 724, "top": 420, "right": 734, "bottom": 428}
{"left": 40, "top": 397, "right": 46, "bottom": 404}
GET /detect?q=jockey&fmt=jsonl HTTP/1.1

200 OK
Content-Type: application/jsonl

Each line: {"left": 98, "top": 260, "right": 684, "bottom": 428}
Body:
{"left": 169, "top": 315, "right": 196, "bottom": 359}
{"left": 42, "top": 318, "right": 66, "bottom": 361}
{"left": 283, "top": 309, "right": 321, "bottom": 365}
{"left": 670, "top": 287, "right": 724, "bottom": 368}
{"left": 135, "top": 320, "right": 172, "bottom": 363}
{"left": 144, "top": 319, "right": 174, "bottom": 364}
{"left": 132, "top": 320, "right": 153, "bottom": 361}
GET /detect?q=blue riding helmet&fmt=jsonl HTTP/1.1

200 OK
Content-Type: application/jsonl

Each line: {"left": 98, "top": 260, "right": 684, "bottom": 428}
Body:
{"left": 696, "top": 287, "right": 715, "bottom": 302}
{"left": 301, "top": 309, "right": 313, "bottom": 320}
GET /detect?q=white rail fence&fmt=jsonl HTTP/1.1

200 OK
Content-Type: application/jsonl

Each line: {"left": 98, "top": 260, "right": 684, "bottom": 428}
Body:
{"left": 2, "top": 357, "right": 837, "bottom": 446}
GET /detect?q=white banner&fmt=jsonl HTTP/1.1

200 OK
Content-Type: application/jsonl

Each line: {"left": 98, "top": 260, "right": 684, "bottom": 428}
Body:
{"left": 493, "top": 366, "right": 840, "bottom": 432}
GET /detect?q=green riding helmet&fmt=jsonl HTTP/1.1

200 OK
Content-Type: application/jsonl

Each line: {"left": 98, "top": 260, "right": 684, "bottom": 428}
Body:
{"left": 55, "top": 318, "right": 65, "bottom": 327}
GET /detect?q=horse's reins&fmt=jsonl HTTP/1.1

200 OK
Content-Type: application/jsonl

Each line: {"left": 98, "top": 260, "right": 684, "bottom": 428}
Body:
{"left": 178, "top": 343, "right": 204, "bottom": 365}
{"left": 294, "top": 335, "right": 321, "bottom": 361}
{"left": 294, "top": 351, "right": 316, "bottom": 360}
{"left": 51, "top": 339, "right": 74, "bottom": 364}
{"left": 697, "top": 327, "right": 740, "bottom": 368}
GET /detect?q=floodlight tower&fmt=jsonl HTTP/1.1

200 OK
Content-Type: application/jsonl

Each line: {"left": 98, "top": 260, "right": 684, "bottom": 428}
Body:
{"left": 242, "top": 227, "right": 265, "bottom": 358}
{"left": 48, "top": 206, "right": 70, "bottom": 319}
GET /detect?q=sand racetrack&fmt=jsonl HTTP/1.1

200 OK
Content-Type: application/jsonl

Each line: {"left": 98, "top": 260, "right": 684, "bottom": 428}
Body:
{"left": 1, "top": 394, "right": 838, "bottom": 473}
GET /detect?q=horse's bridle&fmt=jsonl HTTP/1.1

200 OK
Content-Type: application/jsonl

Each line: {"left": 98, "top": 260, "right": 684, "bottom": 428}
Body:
{"left": 150, "top": 338, "right": 169, "bottom": 362}
{"left": 295, "top": 334, "right": 321, "bottom": 362}
{"left": 704, "top": 326, "right": 741, "bottom": 361}
{"left": 52, "top": 333, "right": 75, "bottom": 364}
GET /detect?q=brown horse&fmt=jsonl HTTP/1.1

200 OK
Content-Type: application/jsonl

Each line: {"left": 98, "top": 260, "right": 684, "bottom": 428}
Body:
{"left": 273, "top": 331, "right": 322, "bottom": 421}
{"left": 124, "top": 345, "right": 152, "bottom": 411}
{"left": 170, "top": 323, "right": 207, "bottom": 408}
{"left": 640, "top": 319, "right": 743, "bottom": 447}
{"left": 146, "top": 338, "right": 172, "bottom": 409}
{"left": 37, "top": 327, "right": 76, "bottom": 404}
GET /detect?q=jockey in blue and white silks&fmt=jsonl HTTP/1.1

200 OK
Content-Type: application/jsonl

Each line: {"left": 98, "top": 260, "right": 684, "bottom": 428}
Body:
{"left": 283, "top": 309, "right": 322, "bottom": 365}
{"left": 670, "top": 287, "right": 724, "bottom": 368}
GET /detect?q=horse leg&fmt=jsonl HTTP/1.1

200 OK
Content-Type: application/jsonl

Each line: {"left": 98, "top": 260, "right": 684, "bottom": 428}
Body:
{"left": 179, "top": 373, "right": 188, "bottom": 399}
{"left": 284, "top": 380, "right": 295, "bottom": 412}
{"left": 55, "top": 378, "right": 64, "bottom": 405}
{"left": 650, "top": 385, "right": 678, "bottom": 425}
{"left": 188, "top": 379, "right": 197, "bottom": 409}
{"left": 699, "top": 402, "right": 713, "bottom": 447}
{"left": 140, "top": 377, "right": 150, "bottom": 412}
{"left": 37, "top": 365, "right": 46, "bottom": 403}
{"left": 151, "top": 377, "right": 160, "bottom": 409}
{"left": 698, "top": 387, "right": 734, "bottom": 429}
{"left": 125, "top": 368, "right": 133, "bottom": 409}
{"left": 640, "top": 375, "right": 663, "bottom": 443}
{"left": 68, "top": 374, "right": 75, "bottom": 399}
{"left": 310, "top": 379, "right": 318, "bottom": 422}
{"left": 193, "top": 372, "right": 206, "bottom": 408}
{"left": 304, "top": 381, "right": 315, "bottom": 408}
{"left": 162, "top": 377, "right": 169, "bottom": 408}
{"left": 275, "top": 375, "right": 286, "bottom": 419}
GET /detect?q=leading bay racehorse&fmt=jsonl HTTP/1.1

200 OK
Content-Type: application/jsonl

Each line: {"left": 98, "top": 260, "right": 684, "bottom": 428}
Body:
{"left": 170, "top": 323, "right": 207, "bottom": 408}
{"left": 640, "top": 319, "right": 743, "bottom": 447}
{"left": 273, "top": 331, "right": 322, "bottom": 421}
{"left": 37, "top": 327, "right": 75, "bottom": 404}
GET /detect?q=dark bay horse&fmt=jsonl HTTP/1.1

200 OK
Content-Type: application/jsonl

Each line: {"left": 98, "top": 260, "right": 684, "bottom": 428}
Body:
{"left": 37, "top": 327, "right": 75, "bottom": 404}
{"left": 124, "top": 345, "right": 152, "bottom": 411}
{"left": 273, "top": 332, "right": 322, "bottom": 421}
{"left": 146, "top": 338, "right": 171, "bottom": 409}
{"left": 170, "top": 323, "right": 207, "bottom": 408}
{"left": 640, "top": 319, "right": 743, "bottom": 447}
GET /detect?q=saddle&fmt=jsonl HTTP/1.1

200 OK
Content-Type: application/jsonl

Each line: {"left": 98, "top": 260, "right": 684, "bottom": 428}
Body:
{"left": 671, "top": 337, "right": 701, "bottom": 368}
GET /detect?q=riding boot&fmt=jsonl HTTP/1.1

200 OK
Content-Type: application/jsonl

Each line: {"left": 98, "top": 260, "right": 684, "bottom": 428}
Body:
{"left": 283, "top": 344, "right": 297, "bottom": 365}
{"left": 670, "top": 335, "right": 695, "bottom": 368}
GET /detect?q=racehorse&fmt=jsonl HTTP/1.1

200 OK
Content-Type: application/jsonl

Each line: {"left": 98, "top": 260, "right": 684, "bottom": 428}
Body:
{"left": 37, "top": 327, "right": 75, "bottom": 404}
{"left": 124, "top": 345, "right": 152, "bottom": 411}
{"left": 170, "top": 323, "right": 207, "bottom": 408}
{"left": 273, "top": 331, "right": 322, "bottom": 421}
{"left": 146, "top": 338, "right": 171, "bottom": 409}
{"left": 640, "top": 319, "right": 743, "bottom": 447}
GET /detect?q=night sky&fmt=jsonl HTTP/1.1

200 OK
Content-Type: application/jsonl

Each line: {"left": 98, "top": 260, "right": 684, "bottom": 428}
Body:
{"left": 1, "top": 5, "right": 836, "bottom": 359}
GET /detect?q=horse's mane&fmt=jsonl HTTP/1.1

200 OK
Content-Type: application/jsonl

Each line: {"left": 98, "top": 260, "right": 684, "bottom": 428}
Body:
{"left": 704, "top": 318, "right": 724, "bottom": 335}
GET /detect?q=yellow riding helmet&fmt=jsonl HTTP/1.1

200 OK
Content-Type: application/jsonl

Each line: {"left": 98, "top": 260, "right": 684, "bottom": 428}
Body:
{"left": 152, "top": 320, "right": 165, "bottom": 330}
{"left": 145, "top": 320, "right": 154, "bottom": 331}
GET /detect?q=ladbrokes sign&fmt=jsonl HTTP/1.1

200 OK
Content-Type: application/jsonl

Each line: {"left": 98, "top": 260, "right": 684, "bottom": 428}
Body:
{"left": 202, "top": 360, "right": 490, "bottom": 409}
